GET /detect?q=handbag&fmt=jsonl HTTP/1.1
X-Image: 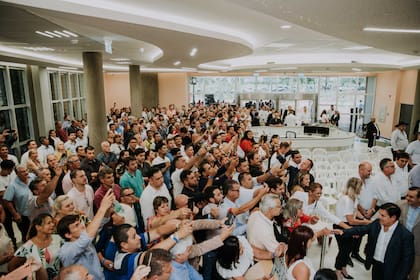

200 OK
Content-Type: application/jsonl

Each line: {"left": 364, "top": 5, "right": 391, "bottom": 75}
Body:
{"left": 271, "top": 256, "right": 288, "bottom": 280}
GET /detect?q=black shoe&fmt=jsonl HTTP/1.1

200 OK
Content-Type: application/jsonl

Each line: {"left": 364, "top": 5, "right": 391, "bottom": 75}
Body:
{"left": 351, "top": 253, "right": 366, "bottom": 264}
{"left": 347, "top": 257, "right": 354, "bottom": 267}
{"left": 341, "top": 272, "right": 354, "bottom": 279}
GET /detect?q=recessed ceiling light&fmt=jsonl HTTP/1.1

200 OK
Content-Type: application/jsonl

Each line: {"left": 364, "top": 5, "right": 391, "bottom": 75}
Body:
{"left": 281, "top": 25, "right": 291, "bottom": 29}
{"left": 363, "top": 27, "right": 420, "bottom": 33}
{"left": 53, "top": 31, "right": 70, "bottom": 38}
{"left": 23, "top": 47, "right": 55, "bottom": 51}
{"left": 173, "top": 61, "right": 181, "bottom": 66}
{"left": 44, "top": 31, "right": 61, "bottom": 38}
{"left": 343, "top": 45, "right": 372, "bottom": 50}
{"left": 110, "top": 58, "right": 130, "bottom": 61}
{"left": 35, "top": 31, "right": 54, "bottom": 38}
{"left": 352, "top": 68, "right": 362, "bottom": 72}
{"left": 190, "top": 48, "right": 197, "bottom": 57}
{"left": 62, "top": 30, "right": 79, "bottom": 37}
{"left": 115, "top": 61, "right": 131, "bottom": 65}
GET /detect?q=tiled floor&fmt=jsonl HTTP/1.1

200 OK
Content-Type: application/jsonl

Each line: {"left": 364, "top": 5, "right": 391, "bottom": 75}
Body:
{"left": 307, "top": 235, "right": 371, "bottom": 279}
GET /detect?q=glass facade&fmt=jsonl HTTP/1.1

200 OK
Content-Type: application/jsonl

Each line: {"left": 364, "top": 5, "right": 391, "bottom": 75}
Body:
{"left": 49, "top": 72, "right": 86, "bottom": 123}
{"left": 189, "top": 75, "right": 370, "bottom": 131}
{"left": 0, "top": 66, "right": 33, "bottom": 156}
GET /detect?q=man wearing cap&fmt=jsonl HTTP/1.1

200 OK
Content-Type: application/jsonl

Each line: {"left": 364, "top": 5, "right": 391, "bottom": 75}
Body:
{"left": 391, "top": 121, "right": 409, "bottom": 159}
{"left": 406, "top": 131, "right": 420, "bottom": 167}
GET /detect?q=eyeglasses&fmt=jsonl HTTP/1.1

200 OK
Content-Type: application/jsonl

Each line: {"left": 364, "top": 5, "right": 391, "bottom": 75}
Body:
{"left": 123, "top": 192, "right": 135, "bottom": 197}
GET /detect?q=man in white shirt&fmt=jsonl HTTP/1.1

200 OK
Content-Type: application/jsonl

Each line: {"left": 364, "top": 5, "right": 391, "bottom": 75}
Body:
{"left": 140, "top": 167, "right": 172, "bottom": 224}
{"left": 20, "top": 140, "right": 38, "bottom": 167}
{"left": 358, "top": 161, "right": 377, "bottom": 219}
{"left": 37, "top": 136, "right": 55, "bottom": 165}
{"left": 68, "top": 169, "right": 95, "bottom": 220}
{"left": 391, "top": 121, "right": 409, "bottom": 159}
{"left": 299, "top": 106, "right": 311, "bottom": 125}
{"left": 372, "top": 158, "right": 400, "bottom": 206}
{"left": 0, "top": 144, "right": 18, "bottom": 166}
{"left": 247, "top": 194, "right": 287, "bottom": 260}
{"left": 406, "top": 131, "right": 420, "bottom": 166}
{"left": 392, "top": 152, "right": 410, "bottom": 198}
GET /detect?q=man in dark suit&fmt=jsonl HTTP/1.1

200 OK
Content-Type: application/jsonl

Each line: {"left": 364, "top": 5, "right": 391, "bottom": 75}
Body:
{"left": 339, "top": 203, "right": 414, "bottom": 280}
{"left": 366, "top": 117, "right": 380, "bottom": 150}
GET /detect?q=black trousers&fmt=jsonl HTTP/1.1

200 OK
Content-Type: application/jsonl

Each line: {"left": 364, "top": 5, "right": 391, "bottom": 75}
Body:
{"left": 372, "top": 260, "right": 384, "bottom": 280}
{"left": 334, "top": 224, "right": 357, "bottom": 270}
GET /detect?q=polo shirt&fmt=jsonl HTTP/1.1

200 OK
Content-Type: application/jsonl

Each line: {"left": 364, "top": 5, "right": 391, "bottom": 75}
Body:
{"left": 120, "top": 170, "right": 144, "bottom": 198}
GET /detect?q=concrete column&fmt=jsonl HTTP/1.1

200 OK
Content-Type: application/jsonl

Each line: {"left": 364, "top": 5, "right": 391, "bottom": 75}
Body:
{"left": 129, "top": 65, "right": 142, "bottom": 117}
{"left": 82, "top": 52, "right": 107, "bottom": 150}
{"left": 29, "top": 65, "right": 54, "bottom": 137}
{"left": 142, "top": 73, "right": 159, "bottom": 108}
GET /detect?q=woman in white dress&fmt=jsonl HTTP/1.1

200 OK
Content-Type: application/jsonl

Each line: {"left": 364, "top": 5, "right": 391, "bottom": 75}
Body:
{"left": 286, "top": 225, "right": 316, "bottom": 280}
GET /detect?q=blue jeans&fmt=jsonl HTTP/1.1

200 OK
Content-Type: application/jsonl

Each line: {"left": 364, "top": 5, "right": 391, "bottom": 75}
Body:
{"left": 202, "top": 249, "right": 218, "bottom": 280}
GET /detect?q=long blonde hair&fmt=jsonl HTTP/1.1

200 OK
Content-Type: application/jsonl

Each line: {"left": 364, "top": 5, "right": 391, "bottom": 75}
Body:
{"left": 343, "top": 177, "right": 363, "bottom": 201}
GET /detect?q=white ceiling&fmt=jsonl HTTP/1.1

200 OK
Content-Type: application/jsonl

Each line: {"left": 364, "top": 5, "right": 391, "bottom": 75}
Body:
{"left": 0, "top": 0, "right": 419, "bottom": 73}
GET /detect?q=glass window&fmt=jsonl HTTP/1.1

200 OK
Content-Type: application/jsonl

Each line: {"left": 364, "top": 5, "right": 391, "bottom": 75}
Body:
{"left": 298, "top": 77, "right": 318, "bottom": 93}
{"left": 80, "top": 98, "right": 86, "bottom": 119}
{"left": 63, "top": 101, "right": 71, "bottom": 118}
{"left": 50, "top": 73, "right": 59, "bottom": 100}
{"left": 0, "top": 110, "right": 11, "bottom": 132}
{"left": 52, "top": 102, "right": 63, "bottom": 123}
{"left": 60, "top": 73, "right": 69, "bottom": 99}
{"left": 9, "top": 69, "right": 26, "bottom": 105}
{"left": 278, "top": 77, "right": 297, "bottom": 93}
{"left": 78, "top": 74, "right": 84, "bottom": 97}
{"left": 256, "top": 77, "right": 271, "bottom": 92}
{"left": 0, "top": 70, "right": 7, "bottom": 107}
{"left": 72, "top": 100, "right": 81, "bottom": 120}
{"left": 238, "top": 77, "right": 256, "bottom": 93}
{"left": 15, "top": 107, "right": 31, "bottom": 141}
{"left": 70, "top": 74, "right": 77, "bottom": 98}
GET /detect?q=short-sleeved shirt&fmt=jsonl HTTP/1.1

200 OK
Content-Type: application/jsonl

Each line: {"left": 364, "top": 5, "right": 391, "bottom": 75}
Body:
{"left": 120, "top": 170, "right": 144, "bottom": 198}
{"left": 3, "top": 177, "right": 32, "bottom": 216}
{"left": 67, "top": 185, "right": 95, "bottom": 220}
{"left": 58, "top": 230, "right": 104, "bottom": 280}
{"left": 15, "top": 234, "right": 63, "bottom": 278}
{"left": 335, "top": 195, "right": 356, "bottom": 222}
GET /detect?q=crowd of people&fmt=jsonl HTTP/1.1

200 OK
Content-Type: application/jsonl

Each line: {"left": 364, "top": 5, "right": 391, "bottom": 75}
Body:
{"left": 0, "top": 102, "right": 418, "bottom": 280}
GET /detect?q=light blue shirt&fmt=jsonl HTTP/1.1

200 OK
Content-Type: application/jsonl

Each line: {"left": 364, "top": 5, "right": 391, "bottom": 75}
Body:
{"left": 170, "top": 260, "right": 203, "bottom": 280}
{"left": 406, "top": 205, "right": 420, "bottom": 232}
{"left": 219, "top": 198, "right": 247, "bottom": 236}
{"left": 3, "top": 177, "right": 33, "bottom": 216}
{"left": 58, "top": 230, "right": 104, "bottom": 280}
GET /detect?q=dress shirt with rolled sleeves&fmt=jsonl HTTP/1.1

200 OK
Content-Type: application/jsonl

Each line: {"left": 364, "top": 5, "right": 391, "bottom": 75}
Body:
{"left": 392, "top": 162, "right": 409, "bottom": 197}
{"left": 372, "top": 172, "right": 400, "bottom": 206}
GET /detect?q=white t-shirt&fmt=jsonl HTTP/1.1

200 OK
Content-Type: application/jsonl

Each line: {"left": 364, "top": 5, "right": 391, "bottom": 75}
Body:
{"left": 140, "top": 184, "right": 172, "bottom": 224}
{"left": 335, "top": 195, "right": 356, "bottom": 222}
{"left": 171, "top": 168, "right": 183, "bottom": 197}
{"left": 67, "top": 185, "right": 95, "bottom": 220}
